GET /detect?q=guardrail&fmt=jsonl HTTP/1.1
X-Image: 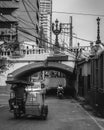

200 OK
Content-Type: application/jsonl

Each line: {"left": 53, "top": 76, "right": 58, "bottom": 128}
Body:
{"left": 0, "top": 48, "right": 51, "bottom": 58}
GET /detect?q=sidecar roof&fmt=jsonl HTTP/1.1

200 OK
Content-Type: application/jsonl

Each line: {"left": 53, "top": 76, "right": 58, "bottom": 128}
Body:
{"left": 6, "top": 79, "right": 33, "bottom": 86}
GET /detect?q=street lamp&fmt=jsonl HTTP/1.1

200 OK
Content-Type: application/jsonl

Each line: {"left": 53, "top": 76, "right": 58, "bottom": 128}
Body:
{"left": 96, "top": 17, "right": 101, "bottom": 45}
{"left": 52, "top": 19, "right": 62, "bottom": 53}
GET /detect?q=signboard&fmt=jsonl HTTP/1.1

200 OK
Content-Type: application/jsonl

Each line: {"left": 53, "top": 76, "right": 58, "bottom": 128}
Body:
{"left": 47, "top": 55, "right": 68, "bottom": 61}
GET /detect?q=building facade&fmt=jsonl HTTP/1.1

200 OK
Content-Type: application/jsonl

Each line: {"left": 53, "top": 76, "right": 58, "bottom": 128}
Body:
{"left": 0, "top": 0, "right": 40, "bottom": 49}
{"left": 76, "top": 44, "right": 104, "bottom": 117}
{"left": 17, "top": 0, "right": 40, "bottom": 44}
{"left": 39, "top": 0, "right": 52, "bottom": 44}
{"left": 0, "top": 0, "right": 19, "bottom": 44}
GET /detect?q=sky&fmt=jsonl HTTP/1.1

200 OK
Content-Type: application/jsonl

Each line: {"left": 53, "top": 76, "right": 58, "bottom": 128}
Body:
{"left": 52, "top": 0, "right": 104, "bottom": 47}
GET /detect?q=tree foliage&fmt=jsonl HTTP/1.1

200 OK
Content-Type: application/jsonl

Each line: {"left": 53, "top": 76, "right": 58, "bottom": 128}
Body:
{"left": 0, "top": 57, "right": 13, "bottom": 74}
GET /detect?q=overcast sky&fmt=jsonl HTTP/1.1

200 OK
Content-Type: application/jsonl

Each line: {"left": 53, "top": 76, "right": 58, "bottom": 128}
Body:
{"left": 52, "top": 0, "right": 104, "bottom": 46}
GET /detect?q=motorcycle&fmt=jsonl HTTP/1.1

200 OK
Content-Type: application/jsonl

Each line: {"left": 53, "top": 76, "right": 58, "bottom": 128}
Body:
{"left": 57, "top": 85, "right": 64, "bottom": 99}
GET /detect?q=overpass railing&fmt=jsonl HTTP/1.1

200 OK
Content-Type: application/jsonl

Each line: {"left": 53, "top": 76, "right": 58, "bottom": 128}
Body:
{"left": 0, "top": 47, "right": 77, "bottom": 63}
{"left": 0, "top": 48, "right": 51, "bottom": 59}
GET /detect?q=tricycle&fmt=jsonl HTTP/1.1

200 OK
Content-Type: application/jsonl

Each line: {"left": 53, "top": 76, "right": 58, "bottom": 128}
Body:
{"left": 6, "top": 80, "right": 48, "bottom": 120}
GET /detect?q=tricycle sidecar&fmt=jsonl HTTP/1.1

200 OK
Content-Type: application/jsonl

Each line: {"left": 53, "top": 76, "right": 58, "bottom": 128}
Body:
{"left": 25, "top": 82, "right": 48, "bottom": 119}
{"left": 6, "top": 80, "right": 48, "bottom": 119}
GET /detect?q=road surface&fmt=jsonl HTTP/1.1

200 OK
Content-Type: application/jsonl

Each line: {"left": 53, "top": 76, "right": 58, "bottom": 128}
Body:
{"left": 0, "top": 95, "right": 104, "bottom": 130}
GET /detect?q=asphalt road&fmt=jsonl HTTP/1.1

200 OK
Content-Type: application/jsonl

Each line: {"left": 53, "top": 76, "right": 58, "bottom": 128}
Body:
{"left": 0, "top": 95, "right": 104, "bottom": 130}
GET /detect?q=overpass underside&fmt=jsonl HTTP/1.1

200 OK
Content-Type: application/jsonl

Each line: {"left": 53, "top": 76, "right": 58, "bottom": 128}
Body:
{"left": 7, "top": 61, "right": 76, "bottom": 97}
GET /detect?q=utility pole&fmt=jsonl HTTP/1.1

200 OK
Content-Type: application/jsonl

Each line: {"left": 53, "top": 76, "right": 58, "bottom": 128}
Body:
{"left": 69, "top": 16, "right": 73, "bottom": 47}
{"left": 60, "top": 16, "right": 73, "bottom": 48}
{"left": 14, "top": 22, "right": 19, "bottom": 51}
{"left": 60, "top": 23, "right": 70, "bottom": 49}
{"left": 50, "top": 0, "right": 52, "bottom": 46}
{"left": 15, "top": 23, "right": 18, "bottom": 42}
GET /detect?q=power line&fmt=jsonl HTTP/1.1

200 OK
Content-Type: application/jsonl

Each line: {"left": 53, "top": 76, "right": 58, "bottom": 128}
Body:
{"left": 19, "top": 32, "right": 63, "bottom": 53}
{"left": 60, "top": 30, "right": 95, "bottom": 43}
{"left": 0, "top": 14, "right": 52, "bottom": 50}
{"left": 52, "top": 11, "right": 104, "bottom": 17}
{"left": 24, "top": 0, "right": 37, "bottom": 13}
{"left": 0, "top": 13, "right": 94, "bottom": 44}
{"left": 27, "top": 0, "right": 39, "bottom": 14}
{"left": 19, "top": 33, "right": 71, "bottom": 56}
{"left": 18, "top": 33, "right": 39, "bottom": 48}
{"left": 12, "top": 15, "right": 34, "bottom": 27}
{"left": 22, "top": 0, "right": 36, "bottom": 29}
{"left": 73, "top": 36, "right": 95, "bottom": 43}
{"left": 0, "top": 14, "right": 83, "bottom": 54}
{"left": 14, "top": 26, "right": 76, "bottom": 54}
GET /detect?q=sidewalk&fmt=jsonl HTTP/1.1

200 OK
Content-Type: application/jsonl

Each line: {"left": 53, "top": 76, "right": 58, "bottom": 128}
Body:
{"left": 77, "top": 96, "right": 93, "bottom": 111}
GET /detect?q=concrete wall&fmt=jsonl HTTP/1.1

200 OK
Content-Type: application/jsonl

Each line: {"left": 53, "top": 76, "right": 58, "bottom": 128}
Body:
{"left": 43, "top": 77, "right": 66, "bottom": 89}
{"left": 0, "top": 62, "right": 28, "bottom": 86}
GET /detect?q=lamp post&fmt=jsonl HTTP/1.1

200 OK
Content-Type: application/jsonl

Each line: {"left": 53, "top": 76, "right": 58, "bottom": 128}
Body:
{"left": 96, "top": 17, "right": 101, "bottom": 45}
{"left": 52, "top": 19, "right": 62, "bottom": 53}
{"left": 94, "top": 17, "right": 101, "bottom": 54}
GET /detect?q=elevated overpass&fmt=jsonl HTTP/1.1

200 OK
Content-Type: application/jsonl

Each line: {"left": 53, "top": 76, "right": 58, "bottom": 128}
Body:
{"left": 7, "top": 61, "right": 74, "bottom": 80}
{"left": 0, "top": 48, "right": 76, "bottom": 86}
{"left": 0, "top": 46, "right": 92, "bottom": 96}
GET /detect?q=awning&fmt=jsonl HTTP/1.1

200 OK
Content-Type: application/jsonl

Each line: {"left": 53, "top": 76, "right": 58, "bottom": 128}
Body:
{"left": 0, "top": 15, "right": 17, "bottom": 22}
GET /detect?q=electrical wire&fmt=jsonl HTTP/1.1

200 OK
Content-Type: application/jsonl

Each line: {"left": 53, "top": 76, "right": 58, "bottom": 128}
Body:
{"left": 22, "top": 0, "right": 36, "bottom": 29}
{"left": 18, "top": 32, "right": 68, "bottom": 56}
{"left": 27, "top": 0, "right": 39, "bottom": 14}
{"left": 14, "top": 26, "right": 76, "bottom": 54}
{"left": 0, "top": 13, "right": 87, "bottom": 54}
{"left": 12, "top": 15, "right": 34, "bottom": 28}
{"left": 18, "top": 33, "right": 39, "bottom": 48}
{"left": 52, "top": 11, "right": 104, "bottom": 17}
{"left": 59, "top": 29, "right": 95, "bottom": 43}
{"left": 73, "top": 36, "right": 95, "bottom": 43}
{"left": 0, "top": 12, "right": 89, "bottom": 49}
{"left": 0, "top": 13, "right": 70, "bottom": 54}
{"left": 17, "top": 16, "right": 35, "bottom": 26}
{"left": 24, "top": 0, "right": 37, "bottom": 13}
{"left": 18, "top": 32, "right": 55, "bottom": 51}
